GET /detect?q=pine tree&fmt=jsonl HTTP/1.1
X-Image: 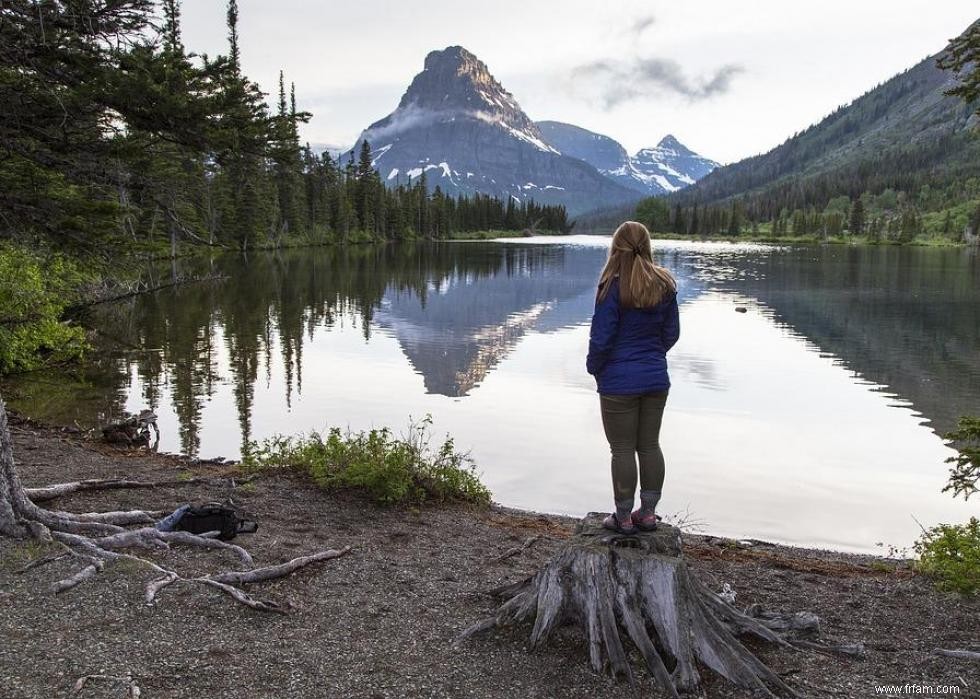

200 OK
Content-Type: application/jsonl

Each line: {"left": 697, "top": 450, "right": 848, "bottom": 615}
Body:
{"left": 937, "top": 19, "right": 980, "bottom": 116}
{"left": 227, "top": 0, "right": 241, "bottom": 71}
{"left": 162, "top": 0, "right": 183, "bottom": 54}
{"left": 727, "top": 201, "right": 741, "bottom": 236}
{"left": 672, "top": 204, "right": 685, "bottom": 235}
{"left": 968, "top": 203, "right": 980, "bottom": 239}
{"left": 848, "top": 198, "right": 866, "bottom": 235}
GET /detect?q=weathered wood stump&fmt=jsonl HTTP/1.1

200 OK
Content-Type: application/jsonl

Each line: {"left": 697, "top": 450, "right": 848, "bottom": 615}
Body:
{"left": 101, "top": 409, "right": 159, "bottom": 448}
{"left": 459, "top": 514, "right": 798, "bottom": 698}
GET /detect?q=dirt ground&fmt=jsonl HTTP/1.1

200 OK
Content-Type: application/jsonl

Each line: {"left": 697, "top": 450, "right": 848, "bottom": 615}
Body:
{"left": 1, "top": 418, "right": 978, "bottom": 699}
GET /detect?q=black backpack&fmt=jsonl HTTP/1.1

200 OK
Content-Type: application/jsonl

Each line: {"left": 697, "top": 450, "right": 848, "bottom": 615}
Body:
{"left": 174, "top": 503, "right": 258, "bottom": 541}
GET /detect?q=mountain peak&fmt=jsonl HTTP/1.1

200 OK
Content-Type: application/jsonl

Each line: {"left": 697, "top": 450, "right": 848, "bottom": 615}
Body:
{"left": 657, "top": 134, "right": 685, "bottom": 151}
{"left": 399, "top": 45, "right": 524, "bottom": 119}
{"left": 423, "top": 45, "right": 478, "bottom": 71}
{"left": 536, "top": 122, "right": 718, "bottom": 195}
{"left": 348, "top": 47, "right": 643, "bottom": 215}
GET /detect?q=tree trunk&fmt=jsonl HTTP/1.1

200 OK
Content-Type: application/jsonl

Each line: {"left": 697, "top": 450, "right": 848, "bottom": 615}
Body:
{"left": 0, "top": 404, "right": 26, "bottom": 537}
{"left": 459, "top": 514, "right": 799, "bottom": 698}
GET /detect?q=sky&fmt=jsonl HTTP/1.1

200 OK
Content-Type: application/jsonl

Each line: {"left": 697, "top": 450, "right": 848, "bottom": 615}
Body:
{"left": 179, "top": 2, "right": 979, "bottom": 165}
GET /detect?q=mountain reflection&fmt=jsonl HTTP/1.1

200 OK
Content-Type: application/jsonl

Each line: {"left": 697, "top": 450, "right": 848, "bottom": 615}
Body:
{"left": 378, "top": 245, "right": 706, "bottom": 396}
{"left": 4, "top": 241, "right": 976, "bottom": 459}
{"left": 698, "top": 245, "right": 980, "bottom": 434}
{"left": 10, "top": 244, "right": 659, "bottom": 454}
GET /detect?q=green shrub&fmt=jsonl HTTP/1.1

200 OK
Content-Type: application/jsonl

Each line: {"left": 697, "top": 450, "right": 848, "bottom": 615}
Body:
{"left": 914, "top": 517, "right": 980, "bottom": 595}
{"left": 242, "top": 416, "right": 492, "bottom": 506}
{"left": 0, "top": 243, "right": 88, "bottom": 373}
{"left": 943, "top": 416, "right": 980, "bottom": 500}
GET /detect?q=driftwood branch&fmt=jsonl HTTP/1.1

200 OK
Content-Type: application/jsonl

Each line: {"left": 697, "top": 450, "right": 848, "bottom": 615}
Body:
{"left": 72, "top": 671, "right": 141, "bottom": 697}
{"left": 494, "top": 535, "right": 540, "bottom": 562}
{"left": 207, "top": 547, "right": 351, "bottom": 585}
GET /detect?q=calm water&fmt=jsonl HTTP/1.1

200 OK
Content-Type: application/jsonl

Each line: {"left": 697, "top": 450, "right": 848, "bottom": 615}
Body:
{"left": 6, "top": 237, "right": 979, "bottom": 552}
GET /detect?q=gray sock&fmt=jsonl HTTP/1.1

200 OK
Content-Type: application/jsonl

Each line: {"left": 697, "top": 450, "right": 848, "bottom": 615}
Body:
{"left": 614, "top": 498, "right": 634, "bottom": 520}
{"left": 639, "top": 489, "right": 661, "bottom": 515}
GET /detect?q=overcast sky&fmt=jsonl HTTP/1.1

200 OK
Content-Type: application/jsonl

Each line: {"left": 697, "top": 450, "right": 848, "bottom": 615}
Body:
{"left": 179, "top": 2, "right": 978, "bottom": 164}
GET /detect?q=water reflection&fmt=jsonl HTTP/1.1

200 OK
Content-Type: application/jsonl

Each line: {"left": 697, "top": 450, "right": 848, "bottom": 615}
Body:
{"left": 4, "top": 237, "right": 978, "bottom": 552}
{"left": 709, "top": 245, "right": 980, "bottom": 434}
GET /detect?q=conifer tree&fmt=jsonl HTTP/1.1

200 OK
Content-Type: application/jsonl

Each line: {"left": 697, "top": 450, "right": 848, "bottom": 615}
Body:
{"left": 227, "top": 0, "right": 241, "bottom": 70}
{"left": 848, "top": 198, "right": 866, "bottom": 235}
{"left": 938, "top": 19, "right": 980, "bottom": 116}
{"left": 162, "top": 0, "right": 183, "bottom": 54}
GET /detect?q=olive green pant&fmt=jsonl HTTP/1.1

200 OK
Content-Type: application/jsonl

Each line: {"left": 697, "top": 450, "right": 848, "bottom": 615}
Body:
{"left": 599, "top": 391, "right": 668, "bottom": 504}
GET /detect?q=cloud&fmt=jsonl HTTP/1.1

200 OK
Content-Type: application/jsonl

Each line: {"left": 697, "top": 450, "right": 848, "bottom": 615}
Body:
{"left": 572, "top": 57, "right": 744, "bottom": 108}
{"left": 629, "top": 15, "right": 656, "bottom": 36}
{"left": 360, "top": 104, "right": 438, "bottom": 144}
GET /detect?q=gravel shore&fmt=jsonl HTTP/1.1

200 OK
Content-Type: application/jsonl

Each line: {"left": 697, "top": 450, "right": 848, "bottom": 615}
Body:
{"left": 1, "top": 419, "right": 977, "bottom": 698}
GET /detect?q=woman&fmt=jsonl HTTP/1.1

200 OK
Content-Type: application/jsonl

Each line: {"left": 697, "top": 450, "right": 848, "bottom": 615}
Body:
{"left": 586, "top": 221, "right": 680, "bottom": 535}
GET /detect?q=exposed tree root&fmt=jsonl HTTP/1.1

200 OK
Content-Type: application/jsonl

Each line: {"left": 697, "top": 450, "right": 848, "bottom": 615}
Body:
{"left": 458, "top": 513, "right": 804, "bottom": 698}
{"left": 26, "top": 476, "right": 212, "bottom": 502}
{"left": 0, "top": 397, "right": 350, "bottom": 613}
{"left": 14, "top": 551, "right": 68, "bottom": 574}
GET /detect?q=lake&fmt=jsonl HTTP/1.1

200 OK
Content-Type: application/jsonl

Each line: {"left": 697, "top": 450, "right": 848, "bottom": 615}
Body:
{"left": 5, "top": 236, "right": 979, "bottom": 553}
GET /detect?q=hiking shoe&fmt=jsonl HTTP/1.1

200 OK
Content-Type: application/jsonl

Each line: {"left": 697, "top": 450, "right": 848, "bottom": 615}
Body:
{"left": 631, "top": 509, "right": 661, "bottom": 532}
{"left": 602, "top": 512, "right": 638, "bottom": 535}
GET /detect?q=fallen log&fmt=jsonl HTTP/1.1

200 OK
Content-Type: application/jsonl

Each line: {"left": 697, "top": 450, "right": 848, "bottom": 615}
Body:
{"left": 458, "top": 513, "right": 800, "bottom": 698}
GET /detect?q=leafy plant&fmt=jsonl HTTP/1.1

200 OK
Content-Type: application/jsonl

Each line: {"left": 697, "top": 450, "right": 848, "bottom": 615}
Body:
{"left": 0, "top": 244, "right": 89, "bottom": 374}
{"left": 914, "top": 518, "right": 980, "bottom": 595}
{"left": 242, "top": 416, "right": 492, "bottom": 506}
{"left": 943, "top": 416, "right": 980, "bottom": 500}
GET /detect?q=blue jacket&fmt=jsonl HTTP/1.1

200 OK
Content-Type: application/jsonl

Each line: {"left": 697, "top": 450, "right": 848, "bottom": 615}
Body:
{"left": 586, "top": 278, "right": 680, "bottom": 395}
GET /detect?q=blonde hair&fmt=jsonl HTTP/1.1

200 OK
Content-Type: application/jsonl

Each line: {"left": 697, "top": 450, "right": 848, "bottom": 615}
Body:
{"left": 597, "top": 221, "right": 676, "bottom": 308}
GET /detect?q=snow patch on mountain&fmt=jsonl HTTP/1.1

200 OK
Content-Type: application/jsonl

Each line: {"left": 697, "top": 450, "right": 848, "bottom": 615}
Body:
{"left": 535, "top": 122, "right": 718, "bottom": 196}
{"left": 343, "top": 47, "right": 642, "bottom": 215}
{"left": 630, "top": 135, "right": 718, "bottom": 191}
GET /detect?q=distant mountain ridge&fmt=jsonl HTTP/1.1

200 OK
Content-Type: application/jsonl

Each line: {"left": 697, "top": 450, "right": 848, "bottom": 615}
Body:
{"left": 346, "top": 46, "right": 642, "bottom": 216}
{"left": 669, "top": 42, "right": 980, "bottom": 212}
{"left": 535, "top": 122, "right": 718, "bottom": 195}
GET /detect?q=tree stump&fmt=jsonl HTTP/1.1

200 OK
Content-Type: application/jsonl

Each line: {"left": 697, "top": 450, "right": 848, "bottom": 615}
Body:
{"left": 459, "top": 514, "right": 798, "bottom": 698}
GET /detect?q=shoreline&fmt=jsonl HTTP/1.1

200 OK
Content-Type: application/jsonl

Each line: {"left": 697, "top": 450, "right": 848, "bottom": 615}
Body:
{"left": 2, "top": 415, "right": 978, "bottom": 697}
{"left": 575, "top": 231, "right": 973, "bottom": 248}
{"left": 1, "top": 411, "right": 922, "bottom": 567}
{"left": 74, "top": 228, "right": 975, "bottom": 265}
{"left": 7, "top": 412, "right": 905, "bottom": 560}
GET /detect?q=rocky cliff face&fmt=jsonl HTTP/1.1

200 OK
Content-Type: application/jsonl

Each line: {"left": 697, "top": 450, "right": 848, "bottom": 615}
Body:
{"left": 347, "top": 47, "right": 641, "bottom": 216}
{"left": 535, "top": 122, "right": 718, "bottom": 195}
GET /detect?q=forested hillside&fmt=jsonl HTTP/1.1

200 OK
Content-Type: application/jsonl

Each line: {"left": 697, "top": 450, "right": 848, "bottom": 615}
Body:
{"left": 633, "top": 20, "right": 980, "bottom": 242}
